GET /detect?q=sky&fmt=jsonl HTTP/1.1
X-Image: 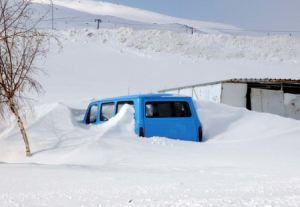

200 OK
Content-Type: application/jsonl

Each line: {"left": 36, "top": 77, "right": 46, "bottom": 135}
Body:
{"left": 103, "top": 0, "right": 300, "bottom": 31}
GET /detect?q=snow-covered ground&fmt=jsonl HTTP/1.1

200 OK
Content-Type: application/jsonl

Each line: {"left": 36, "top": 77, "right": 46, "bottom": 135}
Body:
{"left": 1, "top": 102, "right": 300, "bottom": 206}
{"left": 1, "top": 0, "right": 300, "bottom": 206}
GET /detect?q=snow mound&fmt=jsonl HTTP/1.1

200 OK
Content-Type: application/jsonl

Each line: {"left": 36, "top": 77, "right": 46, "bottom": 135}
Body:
{"left": 0, "top": 103, "right": 136, "bottom": 163}
{"left": 98, "top": 104, "right": 135, "bottom": 138}
{"left": 1, "top": 100, "right": 300, "bottom": 206}
{"left": 196, "top": 101, "right": 300, "bottom": 143}
{"left": 0, "top": 100, "right": 300, "bottom": 169}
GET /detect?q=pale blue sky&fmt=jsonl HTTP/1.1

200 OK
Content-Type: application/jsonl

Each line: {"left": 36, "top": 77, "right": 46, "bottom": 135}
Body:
{"left": 103, "top": 0, "right": 300, "bottom": 31}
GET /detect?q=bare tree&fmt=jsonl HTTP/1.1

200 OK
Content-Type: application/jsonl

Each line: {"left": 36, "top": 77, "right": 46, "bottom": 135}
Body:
{"left": 0, "top": 0, "right": 50, "bottom": 156}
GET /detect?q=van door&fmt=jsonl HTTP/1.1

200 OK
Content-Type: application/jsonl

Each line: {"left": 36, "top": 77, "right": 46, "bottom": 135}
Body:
{"left": 143, "top": 101, "right": 198, "bottom": 141}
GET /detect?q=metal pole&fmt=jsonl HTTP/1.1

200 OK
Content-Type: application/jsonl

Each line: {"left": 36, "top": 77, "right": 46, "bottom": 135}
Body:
{"left": 50, "top": 0, "right": 54, "bottom": 30}
{"left": 95, "top": 19, "right": 102, "bottom": 29}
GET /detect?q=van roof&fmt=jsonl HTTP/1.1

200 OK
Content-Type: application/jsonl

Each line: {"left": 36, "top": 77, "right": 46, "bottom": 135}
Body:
{"left": 90, "top": 93, "right": 192, "bottom": 104}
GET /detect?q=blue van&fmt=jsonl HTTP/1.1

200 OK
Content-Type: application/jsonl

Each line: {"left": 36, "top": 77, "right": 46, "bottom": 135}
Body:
{"left": 83, "top": 94, "right": 203, "bottom": 142}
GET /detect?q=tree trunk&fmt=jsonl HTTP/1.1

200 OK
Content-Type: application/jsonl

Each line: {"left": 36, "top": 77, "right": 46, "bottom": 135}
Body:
{"left": 8, "top": 98, "right": 31, "bottom": 157}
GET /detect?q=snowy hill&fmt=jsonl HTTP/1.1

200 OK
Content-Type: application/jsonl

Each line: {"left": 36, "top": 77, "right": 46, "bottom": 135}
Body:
{"left": 33, "top": 0, "right": 241, "bottom": 34}
{"left": 34, "top": 4, "right": 188, "bottom": 33}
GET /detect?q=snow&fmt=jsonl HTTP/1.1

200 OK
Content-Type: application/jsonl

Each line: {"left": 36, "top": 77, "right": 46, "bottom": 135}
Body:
{"left": 33, "top": 3, "right": 200, "bottom": 34}
{"left": 34, "top": 0, "right": 239, "bottom": 34}
{"left": 1, "top": 101, "right": 300, "bottom": 206}
{"left": 36, "top": 28, "right": 300, "bottom": 103}
{"left": 1, "top": 0, "right": 300, "bottom": 206}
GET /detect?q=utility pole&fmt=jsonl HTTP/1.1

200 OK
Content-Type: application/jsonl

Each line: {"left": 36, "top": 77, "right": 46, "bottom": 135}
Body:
{"left": 95, "top": 19, "right": 102, "bottom": 29}
{"left": 50, "top": 0, "right": 54, "bottom": 30}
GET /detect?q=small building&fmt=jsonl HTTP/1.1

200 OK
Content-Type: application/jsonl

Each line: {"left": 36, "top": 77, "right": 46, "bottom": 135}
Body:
{"left": 159, "top": 79, "right": 300, "bottom": 120}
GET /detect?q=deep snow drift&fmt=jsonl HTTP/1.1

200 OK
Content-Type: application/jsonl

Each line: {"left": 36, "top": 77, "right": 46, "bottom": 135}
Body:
{"left": 1, "top": 101, "right": 300, "bottom": 206}
{"left": 1, "top": 101, "right": 300, "bottom": 168}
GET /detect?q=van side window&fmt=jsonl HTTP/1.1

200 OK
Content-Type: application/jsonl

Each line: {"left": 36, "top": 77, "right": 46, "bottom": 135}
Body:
{"left": 101, "top": 103, "right": 115, "bottom": 121}
{"left": 88, "top": 105, "right": 99, "bottom": 124}
{"left": 145, "top": 102, "right": 191, "bottom": 118}
{"left": 116, "top": 101, "right": 134, "bottom": 113}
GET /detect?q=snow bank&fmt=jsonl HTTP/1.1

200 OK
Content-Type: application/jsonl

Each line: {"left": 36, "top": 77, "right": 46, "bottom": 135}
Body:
{"left": 57, "top": 29, "right": 300, "bottom": 63}
{"left": 1, "top": 100, "right": 300, "bottom": 206}
{"left": 0, "top": 103, "right": 136, "bottom": 163}
{"left": 1, "top": 100, "right": 300, "bottom": 168}
{"left": 196, "top": 101, "right": 300, "bottom": 143}
{"left": 97, "top": 104, "right": 136, "bottom": 138}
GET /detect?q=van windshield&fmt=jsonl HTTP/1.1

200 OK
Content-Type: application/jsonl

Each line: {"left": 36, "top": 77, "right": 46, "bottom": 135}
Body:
{"left": 145, "top": 101, "right": 191, "bottom": 118}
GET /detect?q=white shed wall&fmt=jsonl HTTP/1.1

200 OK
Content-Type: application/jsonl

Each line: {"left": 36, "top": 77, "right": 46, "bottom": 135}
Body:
{"left": 221, "top": 83, "right": 247, "bottom": 107}
{"left": 193, "top": 84, "right": 222, "bottom": 103}
{"left": 162, "top": 84, "right": 222, "bottom": 103}
{"left": 284, "top": 93, "right": 300, "bottom": 120}
{"left": 161, "top": 82, "right": 300, "bottom": 120}
{"left": 251, "top": 88, "right": 285, "bottom": 116}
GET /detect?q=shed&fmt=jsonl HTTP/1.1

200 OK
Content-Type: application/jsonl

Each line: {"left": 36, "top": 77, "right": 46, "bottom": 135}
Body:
{"left": 159, "top": 79, "right": 300, "bottom": 120}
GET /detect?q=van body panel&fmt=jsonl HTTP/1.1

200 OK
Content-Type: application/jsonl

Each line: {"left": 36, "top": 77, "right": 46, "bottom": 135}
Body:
{"left": 143, "top": 97, "right": 200, "bottom": 141}
{"left": 83, "top": 94, "right": 202, "bottom": 142}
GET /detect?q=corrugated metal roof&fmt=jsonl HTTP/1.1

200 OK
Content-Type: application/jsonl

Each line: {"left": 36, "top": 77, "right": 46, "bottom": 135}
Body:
{"left": 159, "top": 78, "right": 300, "bottom": 92}
{"left": 227, "top": 78, "right": 300, "bottom": 84}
